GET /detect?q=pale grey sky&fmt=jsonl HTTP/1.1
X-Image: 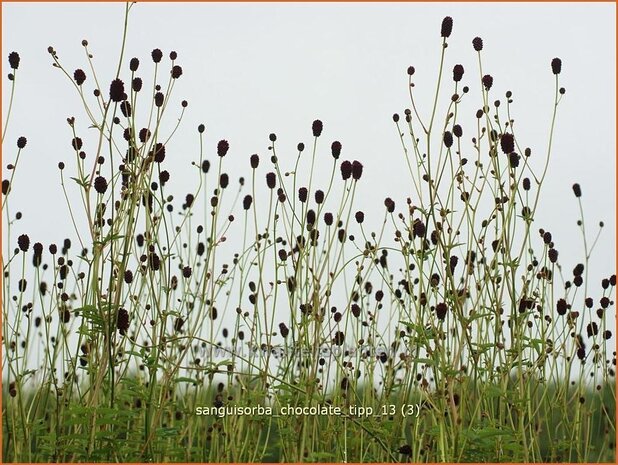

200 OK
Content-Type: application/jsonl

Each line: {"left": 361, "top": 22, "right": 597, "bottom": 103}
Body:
{"left": 3, "top": 2, "right": 616, "bottom": 297}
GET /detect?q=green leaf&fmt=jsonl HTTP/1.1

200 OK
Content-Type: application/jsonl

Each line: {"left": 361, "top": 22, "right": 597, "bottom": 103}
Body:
{"left": 483, "top": 384, "right": 504, "bottom": 398}
{"left": 94, "top": 232, "right": 125, "bottom": 247}
{"left": 476, "top": 427, "right": 513, "bottom": 439}
{"left": 174, "top": 377, "right": 199, "bottom": 385}
{"left": 123, "top": 350, "right": 143, "bottom": 358}
{"left": 156, "top": 427, "right": 179, "bottom": 438}
{"left": 70, "top": 175, "right": 90, "bottom": 188}
{"left": 410, "top": 358, "right": 435, "bottom": 365}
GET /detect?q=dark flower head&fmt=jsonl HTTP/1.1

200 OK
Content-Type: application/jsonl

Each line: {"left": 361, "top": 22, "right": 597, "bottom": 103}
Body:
{"left": 154, "top": 92, "right": 164, "bottom": 107}
{"left": 355, "top": 211, "right": 364, "bottom": 224}
{"left": 324, "top": 212, "right": 333, "bottom": 226}
{"left": 73, "top": 69, "right": 86, "bottom": 85}
{"left": 340, "top": 377, "right": 349, "bottom": 391}
{"left": 217, "top": 140, "right": 229, "bottom": 157}
{"left": 279, "top": 323, "right": 289, "bottom": 337}
{"left": 8, "top": 52, "right": 20, "bottom": 70}
{"left": 2, "top": 179, "right": 10, "bottom": 194}
{"left": 413, "top": 219, "right": 426, "bottom": 238}
{"left": 171, "top": 65, "right": 183, "bottom": 79}
{"left": 392, "top": 113, "right": 400, "bottom": 122}
{"left": 129, "top": 57, "right": 139, "bottom": 72}
{"left": 297, "top": 142, "right": 305, "bottom": 152}
{"left": 94, "top": 176, "right": 108, "bottom": 194}
{"left": 509, "top": 152, "right": 520, "bottom": 168}
{"left": 331, "top": 141, "right": 342, "bottom": 159}
{"left": 109, "top": 79, "right": 125, "bottom": 102}
{"left": 151, "top": 48, "right": 163, "bottom": 63}
{"left": 159, "top": 170, "right": 170, "bottom": 185}
{"left": 340, "top": 161, "right": 352, "bottom": 180}
{"left": 441, "top": 16, "right": 453, "bottom": 38}
{"left": 556, "top": 298, "right": 567, "bottom": 315}
{"left": 548, "top": 248, "right": 558, "bottom": 263}
{"left": 185, "top": 194, "right": 195, "bottom": 209}
{"left": 351, "top": 303, "right": 361, "bottom": 318}
{"left": 72, "top": 137, "right": 82, "bottom": 150}
{"left": 551, "top": 57, "right": 562, "bottom": 75}
{"left": 139, "top": 128, "right": 151, "bottom": 143}
{"left": 572, "top": 183, "right": 581, "bottom": 198}
{"left": 17, "top": 234, "right": 30, "bottom": 252}
{"left": 352, "top": 160, "right": 363, "bottom": 180}
{"left": 384, "top": 197, "right": 395, "bottom": 213}
{"left": 298, "top": 187, "right": 308, "bottom": 203}
{"left": 443, "top": 131, "right": 453, "bottom": 148}
{"left": 201, "top": 160, "right": 210, "bottom": 173}
{"left": 32, "top": 244, "right": 43, "bottom": 267}
{"left": 33, "top": 242, "right": 43, "bottom": 254}
{"left": 500, "top": 133, "right": 514, "bottom": 154}
{"left": 170, "top": 51, "right": 177, "bottom": 60}
{"left": 266, "top": 172, "right": 276, "bottom": 189}
{"left": 453, "top": 124, "right": 463, "bottom": 138}
{"left": 435, "top": 302, "right": 448, "bottom": 320}
{"left": 120, "top": 101, "right": 132, "bottom": 118}
{"left": 132, "top": 77, "right": 142, "bottom": 92}
{"left": 315, "top": 190, "right": 324, "bottom": 204}
{"left": 117, "top": 308, "right": 129, "bottom": 334}
{"left": 17, "top": 136, "right": 27, "bottom": 149}
{"left": 198, "top": 124, "right": 205, "bottom": 134}
{"left": 250, "top": 154, "right": 259, "bottom": 169}
{"left": 482, "top": 74, "right": 493, "bottom": 91}
{"left": 219, "top": 173, "right": 229, "bottom": 189}
{"left": 307, "top": 209, "right": 316, "bottom": 225}
{"left": 472, "top": 36, "right": 483, "bottom": 51}
{"left": 182, "top": 266, "right": 192, "bottom": 278}
{"left": 453, "top": 64, "right": 464, "bottom": 82}
{"left": 407, "top": 66, "right": 415, "bottom": 76}
{"left": 523, "top": 177, "right": 531, "bottom": 191}
{"left": 243, "top": 194, "right": 253, "bottom": 210}
{"left": 312, "top": 119, "right": 323, "bottom": 137}
{"left": 269, "top": 133, "right": 277, "bottom": 142}
{"left": 153, "top": 143, "right": 166, "bottom": 163}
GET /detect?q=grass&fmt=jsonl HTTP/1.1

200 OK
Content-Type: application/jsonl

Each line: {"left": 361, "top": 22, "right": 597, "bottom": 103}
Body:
{"left": 2, "top": 7, "right": 616, "bottom": 463}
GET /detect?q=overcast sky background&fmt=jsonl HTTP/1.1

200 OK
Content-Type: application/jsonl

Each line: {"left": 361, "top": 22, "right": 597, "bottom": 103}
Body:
{"left": 2, "top": 3, "right": 616, "bottom": 353}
